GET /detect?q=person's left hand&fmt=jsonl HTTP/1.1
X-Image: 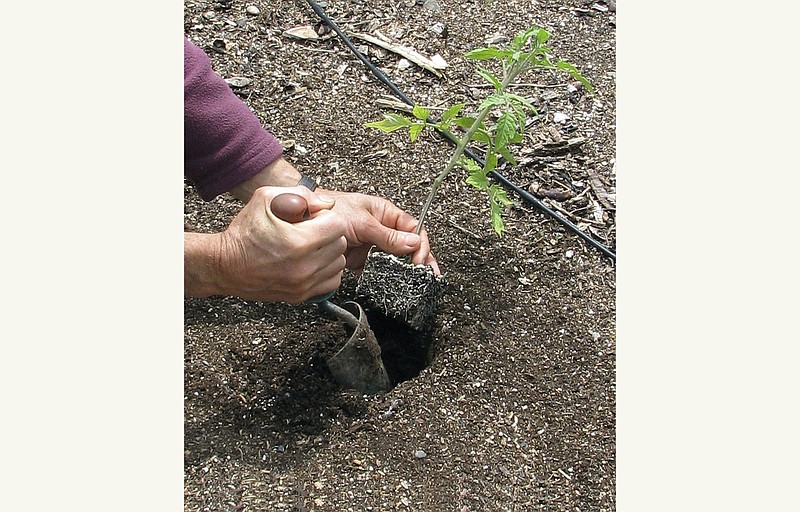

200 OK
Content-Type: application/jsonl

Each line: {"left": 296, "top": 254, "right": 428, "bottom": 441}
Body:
{"left": 319, "top": 189, "right": 440, "bottom": 275}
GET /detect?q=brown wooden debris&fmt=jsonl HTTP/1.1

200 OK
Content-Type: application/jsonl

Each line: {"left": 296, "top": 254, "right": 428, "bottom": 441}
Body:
{"left": 375, "top": 96, "right": 445, "bottom": 114}
{"left": 530, "top": 136, "right": 586, "bottom": 156}
{"left": 350, "top": 32, "right": 447, "bottom": 78}
{"left": 586, "top": 167, "right": 615, "bottom": 208}
{"left": 540, "top": 188, "right": 575, "bottom": 201}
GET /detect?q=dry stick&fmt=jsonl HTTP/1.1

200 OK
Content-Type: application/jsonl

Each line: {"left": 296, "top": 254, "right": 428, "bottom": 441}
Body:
{"left": 376, "top": 97, "right": 446, "bottom": 114}
{"left": 349, "top": 32, "right": 445, "bottom": 78}
{"left": 466, "top": 82, "right": 569, "bottom": 89}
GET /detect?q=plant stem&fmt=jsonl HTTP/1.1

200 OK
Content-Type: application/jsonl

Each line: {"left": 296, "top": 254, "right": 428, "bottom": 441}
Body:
{"left": 414, "top": 57, "right": 533, "bottom": 235}
{"left": 414, "top": 107, "right": 492, "bottom": 235}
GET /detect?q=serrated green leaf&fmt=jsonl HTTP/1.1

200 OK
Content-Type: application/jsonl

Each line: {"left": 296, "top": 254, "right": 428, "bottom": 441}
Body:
{"left": 536, "top": 28, "right": 550, "bottom": 44}
{"left": 497, "top": 145, "right": 518, "bottom": 167}
{"left": 489, "top": 183, "right": 514, "bottom": 235}
{"left": 458, "top": 156, "right": 482, "bottom": 172}
{"left": 489, "top": 197, "right": 505, "bottom": 236}
{"left": 441, "top": 103, "right": 465, "bottom": 122}
{"left": 365, "top": 113, "right": 413, "bottom": 133}
{"left": 490, "top": 183, "right": 514, "bottom": 206}
{"left": 465, "top": 47, "right": 503, "bottom": 60}
{"left": 453, "top": 116, "right": 477, "bottom": 129}
{"left": 476, "top": 66, "right": 502, "bottom": 91}
{"left": 412, "top": 104, "right": 430, "bottom": 121}
{"left": 494, "top": 112, "right": 517, "bottom": 150}
{"left": 557, "top": 60, "right": 594, "bottom": 92}
{"left": 505, "top": 92, "right": 536, "bottom": 113}
{"left": 470, "top": 129, "right": 491, "bottom": 145}
{"left": 409, "top": 123, "right": 424, "bottom": 142}
{"left": 484, "top": 152, "right": 498, "bottom": 174}
{"left": 478, "top": 94, "right": 506, "bottom": 112}
{"left": 466, "top": 168, "right": 489, "bottom": 190}
{"left": 512, "top": 27, "right": 538, "bottom": 51}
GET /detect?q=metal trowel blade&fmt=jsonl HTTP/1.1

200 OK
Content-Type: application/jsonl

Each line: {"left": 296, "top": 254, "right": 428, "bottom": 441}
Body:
{"left": 326, "top": 301, "right": 391, "bottom": 395}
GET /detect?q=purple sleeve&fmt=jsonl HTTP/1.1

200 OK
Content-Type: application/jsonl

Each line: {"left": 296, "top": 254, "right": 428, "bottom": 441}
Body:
{"left": 184, "top": 37, "right": 284, "bottom": 201}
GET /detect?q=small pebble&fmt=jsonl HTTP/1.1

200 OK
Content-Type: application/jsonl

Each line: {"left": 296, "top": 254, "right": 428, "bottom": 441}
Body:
{"left": 246, "top": 5, "right": 260, "bottom": 15}
{"left": 414, "top": 450, "right": 427, "bottom": 459}
{"left": 566, "top": 250, "right": 574, "bottom": 258}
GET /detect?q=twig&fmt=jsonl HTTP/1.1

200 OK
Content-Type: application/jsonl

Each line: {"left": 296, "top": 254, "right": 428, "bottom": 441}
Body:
{"left": 448, "top": 219, "right": 484, "bottom": 241}
{"left": 375, "top": 97, "right": 446, "bottom": 114}
{"left": 586, "top": 167, "right": 615, "bottom": 208}
{"left": 545, "top": 198, "right": 606, "bottom": 227}
{"left": 349, "top": 32, "right": 446, "bottom": 78}
{"left": 466, "top": 82, "right": 569, "bottom": 89}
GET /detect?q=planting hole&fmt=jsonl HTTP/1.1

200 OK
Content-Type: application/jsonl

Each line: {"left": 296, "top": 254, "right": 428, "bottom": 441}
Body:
{"left": 365, "top": 307, "right": 433, "bottom": 387}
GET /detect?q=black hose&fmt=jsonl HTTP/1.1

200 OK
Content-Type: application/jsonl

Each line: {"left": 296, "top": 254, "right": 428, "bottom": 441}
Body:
{"left": 304, "top": 0, "right": 616, "bottom": 262}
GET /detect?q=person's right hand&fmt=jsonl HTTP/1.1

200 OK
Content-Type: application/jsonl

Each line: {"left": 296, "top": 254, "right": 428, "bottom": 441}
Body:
{"left": 192, "top": 186, "right": 348, "bottom": 304}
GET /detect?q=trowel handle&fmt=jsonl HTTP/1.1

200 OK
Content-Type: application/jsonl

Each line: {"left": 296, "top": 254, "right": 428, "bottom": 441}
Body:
{"left": 270, "top": 193, "right": 336, "bottom": 304}
{"left": 271, "top": 193, "right": 309, "bottom": 223}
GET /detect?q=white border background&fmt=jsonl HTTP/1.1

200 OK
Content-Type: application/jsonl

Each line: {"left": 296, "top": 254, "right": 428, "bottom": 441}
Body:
{"left": 2, "top": 1, "right": 798, "bottom": 510}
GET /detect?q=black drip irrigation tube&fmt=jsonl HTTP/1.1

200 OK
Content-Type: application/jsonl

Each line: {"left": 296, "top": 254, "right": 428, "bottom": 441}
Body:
{"left": 304, "top": 0, "right": 616, "bottom": 262}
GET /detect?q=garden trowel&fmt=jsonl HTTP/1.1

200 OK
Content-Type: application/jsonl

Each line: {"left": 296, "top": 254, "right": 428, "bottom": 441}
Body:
{"left": 270, "top": 193, "right": 391, "bottom": 394}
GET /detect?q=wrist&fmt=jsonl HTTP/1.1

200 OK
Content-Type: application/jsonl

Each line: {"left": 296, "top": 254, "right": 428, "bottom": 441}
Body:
{"left": 184, "top": 231, "right": 226, "bottom": 297}
{"left": 229, "top": 157, "right": 303, "bottom": 201}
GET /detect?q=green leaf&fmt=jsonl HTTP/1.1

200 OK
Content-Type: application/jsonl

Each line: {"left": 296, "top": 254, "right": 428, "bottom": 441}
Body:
{"left": 409, "top": 123, "right": 424, "bottom": 142}
{"left": 459, "top": 156, "right": 482, "bottom": 172}
{"left": 476, "top": 66, "right": 502, "bottom": 91}
{"left": 453, "top": 116, "right": 478, "bottom": 129}
{"left": 412, "top": 104, "right": 430, "bottom": 121}
{"left": 465, "top": 47, "right": 504, "bottom": 60}
{"left": 490, "top": 184, "right": 514, "bottom": 206}
{"left": 497, "top": 145, "right": 518, "bottom": 167}
{"left": 536, "top": 28, "right": 550, "bottom": 45}
{"left": 441, "top": 103, "right": 465, "bottom": 122}
{"left": 470, "top": 129, "right": 491, "bottom": 145}
{"left": 491, "top": 203, "right": 505, "bottom": 237}
{"left": 466, "top": 170, "right": 489, "bottom": 191}
{"left": 557, "top": 60, "right": 594, "bottom": 92}
{"left": 478, "top": 94, "right": 506, "bottom": 112}
{"left": 512, "top": 27, "right": 539, "bottom": 51}
{"left": 484, "top": 152, "right": 498, "bottom": 174}
{"left": 505, "top": 92, "right": 536, "bottom": 113}
{"left": 489, "top": 184, "right": 514, "bottom": 237}
{"left": 365, "top": 113, "right": 413, "bottom": 133}
{"left": 494, "top": 112, "right": 517, "bottom": 150}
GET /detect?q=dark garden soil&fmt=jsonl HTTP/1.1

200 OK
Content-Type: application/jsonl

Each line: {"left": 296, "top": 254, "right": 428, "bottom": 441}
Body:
{"left": 183, "top": 0, "right": 616, "bottom": 510}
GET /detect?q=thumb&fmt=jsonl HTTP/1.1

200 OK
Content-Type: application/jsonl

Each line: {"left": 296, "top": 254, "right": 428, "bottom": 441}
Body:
{"left": 304, "top": 190, "right": 336, "bottom": 215}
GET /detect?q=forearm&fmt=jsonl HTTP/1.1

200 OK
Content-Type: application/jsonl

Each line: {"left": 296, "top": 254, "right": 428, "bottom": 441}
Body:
{"left": 184, "top": 232, "right": 226, "bottom": 297}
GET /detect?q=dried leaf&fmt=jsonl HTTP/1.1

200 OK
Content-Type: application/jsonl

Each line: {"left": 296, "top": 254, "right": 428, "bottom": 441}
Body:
{"left": 283, "top": 25, "right": 319, "bottom": 40}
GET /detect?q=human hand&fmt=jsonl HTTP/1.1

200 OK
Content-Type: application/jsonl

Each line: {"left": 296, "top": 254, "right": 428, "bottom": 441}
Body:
{"left": 186, "top": 186, "right": 348, "bottom": 304}
{"left": 318, "top": 190, "right": 440, "bottom": 275}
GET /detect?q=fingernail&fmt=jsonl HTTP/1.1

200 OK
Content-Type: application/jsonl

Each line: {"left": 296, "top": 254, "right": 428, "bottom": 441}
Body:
{"left": 402, "top": 233, "right": 421, "bottom": 248}
{"left": 318, "top": 195, "right": 335, "bottom": 203}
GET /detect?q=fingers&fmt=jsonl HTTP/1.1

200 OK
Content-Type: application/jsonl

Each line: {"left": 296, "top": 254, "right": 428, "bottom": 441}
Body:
{"left": 409, "top": 225, "right": 440, "bottom": 275}
{"left": 231, "top": 187, "right": 350, "bottom": 303}
{"left": 360, "top": 197, "right": 441, "bottom": 275}
{"left": 284, "top": 253, "right": 346, "bottom": 304}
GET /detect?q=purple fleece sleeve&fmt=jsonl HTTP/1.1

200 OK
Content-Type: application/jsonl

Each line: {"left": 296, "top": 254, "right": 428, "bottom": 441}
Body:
{"left": 184, "top": 37, "right": 284, "bottom": 201}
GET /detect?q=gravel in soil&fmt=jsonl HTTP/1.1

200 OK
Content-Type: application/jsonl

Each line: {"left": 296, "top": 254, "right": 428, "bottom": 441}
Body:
{"left": 184, "top": 0, "right": 616, "bottom": 509}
